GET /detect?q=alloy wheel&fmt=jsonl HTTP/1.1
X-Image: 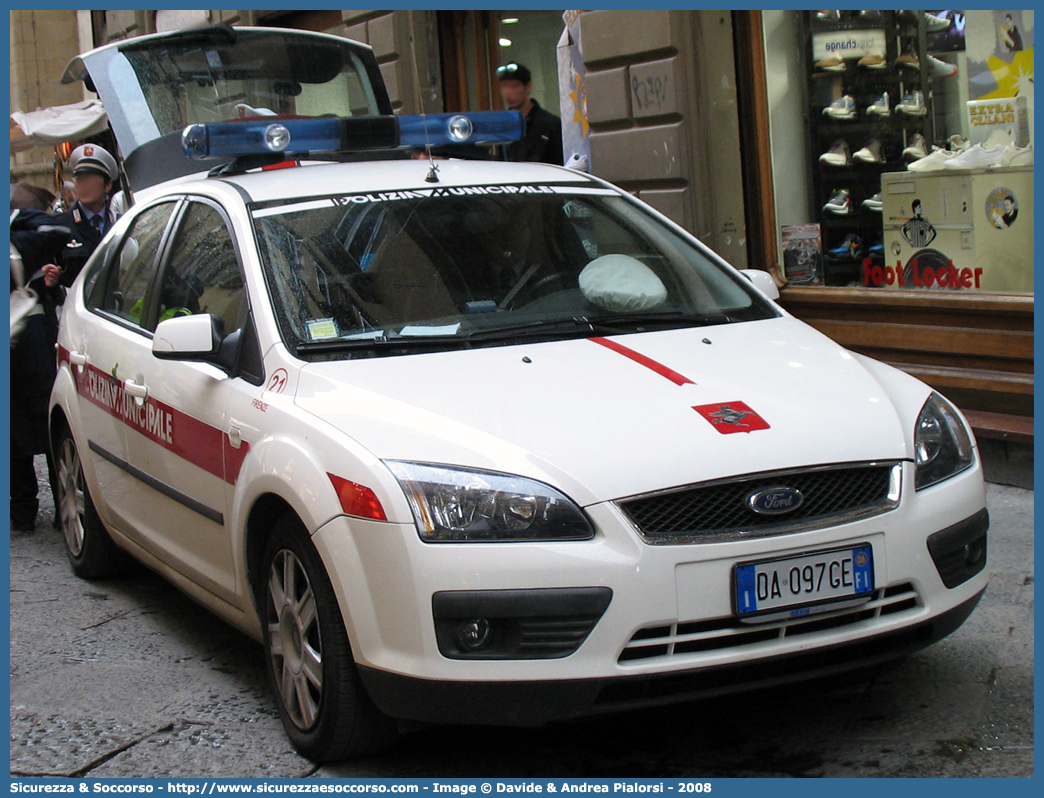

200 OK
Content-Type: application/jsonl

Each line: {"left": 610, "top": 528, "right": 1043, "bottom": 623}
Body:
{"left": 57, "top": 437, "right": 87, "bottom": 557}
{"left": 267, "top": 549, "right": 324, "bottom": 730}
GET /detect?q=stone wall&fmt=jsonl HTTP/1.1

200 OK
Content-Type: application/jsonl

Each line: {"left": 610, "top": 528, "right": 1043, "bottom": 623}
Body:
{"left": 339, "top": 10, "right": 443, "bottom": 114}
{"left": 9, "top": 10, "right": 85, "bottom": 188}
{"left": 579, "top": 9, "right": 748, "bottom": 267}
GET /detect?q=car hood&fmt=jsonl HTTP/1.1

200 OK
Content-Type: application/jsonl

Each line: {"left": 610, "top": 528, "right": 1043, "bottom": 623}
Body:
{"left": 294, "top": 317, "right": 921, "bottom": 506}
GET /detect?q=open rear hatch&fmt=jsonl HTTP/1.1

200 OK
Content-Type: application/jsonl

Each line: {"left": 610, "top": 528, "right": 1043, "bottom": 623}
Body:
{"left": 62, "top": 25, "right": 392, "bottom": 191}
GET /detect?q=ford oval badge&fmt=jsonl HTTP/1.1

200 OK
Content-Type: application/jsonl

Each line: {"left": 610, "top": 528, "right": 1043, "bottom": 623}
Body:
{"left": 747, "top": 486, "right": 804, "bottom": 515}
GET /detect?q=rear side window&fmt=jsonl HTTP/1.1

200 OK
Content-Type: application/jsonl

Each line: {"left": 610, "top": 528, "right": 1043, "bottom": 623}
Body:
{"left": 88, "top": 201, "right": 176, "bottom": 329}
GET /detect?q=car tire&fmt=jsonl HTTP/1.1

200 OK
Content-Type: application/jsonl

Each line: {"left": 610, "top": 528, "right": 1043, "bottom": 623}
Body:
{"left": 54, "top": 428, "right": 130, "bottom": 579}
{"left": 262, "top": 513, "right": 398, "bottom": 762}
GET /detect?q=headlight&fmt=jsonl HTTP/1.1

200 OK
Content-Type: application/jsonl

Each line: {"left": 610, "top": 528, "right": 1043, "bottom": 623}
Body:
{"left": 385, "top": 461, "right": 595, "bottom": 542}
{"left": 914, "top": 393, "right": 974, "bottom": 490}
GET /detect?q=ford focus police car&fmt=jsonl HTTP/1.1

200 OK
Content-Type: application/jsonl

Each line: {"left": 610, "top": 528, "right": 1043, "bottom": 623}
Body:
{"left": 51, "top": 26, "right": 988, "bottom": 762}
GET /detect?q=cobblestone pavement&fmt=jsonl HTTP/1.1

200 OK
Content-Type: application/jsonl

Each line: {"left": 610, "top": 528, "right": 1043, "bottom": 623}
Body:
{"left": 9, "top": 457, "right": 1033, "bottom": 778}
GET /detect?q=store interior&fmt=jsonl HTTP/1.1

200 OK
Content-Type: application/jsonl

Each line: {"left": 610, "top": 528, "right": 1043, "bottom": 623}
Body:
{"left": 764, "top": 10, "right": 1033, "bottom": 292}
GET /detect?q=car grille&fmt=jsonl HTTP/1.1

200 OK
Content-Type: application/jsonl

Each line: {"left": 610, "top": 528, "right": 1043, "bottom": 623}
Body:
{"left": 617, "top": 462, "right": 901, "bottom": 544}
{"left": 619, "top": 582, "right": 920, "bottom": 663}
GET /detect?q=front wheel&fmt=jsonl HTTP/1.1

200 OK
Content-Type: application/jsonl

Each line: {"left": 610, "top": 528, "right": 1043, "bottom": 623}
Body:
{"left": 262, "top": 514, "right": 398, "bottom": 761}
{"left": 54, "top": 427, "right": 129, "bottom": 579}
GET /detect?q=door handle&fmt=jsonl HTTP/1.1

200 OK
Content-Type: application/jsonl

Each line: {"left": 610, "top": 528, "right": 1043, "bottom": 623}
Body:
{"left": 123, "top": 378, "right": 149, "bottom": 401}
{"left": 69, "top": 350, "right": 88, "bottom": 367}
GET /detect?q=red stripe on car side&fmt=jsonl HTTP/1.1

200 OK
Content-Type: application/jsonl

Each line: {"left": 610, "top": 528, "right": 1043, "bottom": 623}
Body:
{"left": 589, "top": 337, "right": 695, "bottom": 386}
{"left": 223, "top": 434, "right": 251, "bottom": 484}
{"left": 62, "top": 346, "right": 246, "bottom": 484}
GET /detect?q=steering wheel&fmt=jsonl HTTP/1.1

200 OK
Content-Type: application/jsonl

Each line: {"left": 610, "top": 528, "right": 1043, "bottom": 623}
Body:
{"left": 512, "top": 272, "right": 569, "bottom": 307}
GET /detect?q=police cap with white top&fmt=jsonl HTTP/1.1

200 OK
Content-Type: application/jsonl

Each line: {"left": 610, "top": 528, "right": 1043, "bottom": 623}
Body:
{"left": 69, "top": 144, "right": 119, "bottom": 182}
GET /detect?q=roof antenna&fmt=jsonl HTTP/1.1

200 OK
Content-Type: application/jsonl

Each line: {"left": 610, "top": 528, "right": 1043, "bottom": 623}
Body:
{"left": 424, "top": 149, "right": 440, "bottom": 183}
{"left": 407, "top": 13, "right": 440, "bottom": 183}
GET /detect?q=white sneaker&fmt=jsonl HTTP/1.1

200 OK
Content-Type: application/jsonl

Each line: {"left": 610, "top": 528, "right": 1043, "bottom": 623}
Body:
{"left": 862, "top": 193, "right": 883, "bottom": 212}
{"left": 907, "top": 147, "right": 956, "bottom": 172}
{"left": 983, "top": 128, "right": 1016, "bottom": 150}
{"left": 943, "top": 143, "right": 1005, "bottom": 170}
{"left": 823, "top": 188, "right": 851, "bottom": 215}
{"left": 853, "top": 139, "right": 883, "bottom": 164}
{"left": 866, "top": 92, "right": 891, "bottom": 117}
{"left": 857, "top": 54, "right": 888, "bottom": 70}
{"left": 1001, "top": 142, "right": 1033, "bottom": 167}
{"left": 925, "top": 12, "right": 952, "bottom": 33}
{"left": 928, "top": 54, "right": 958, "bottom": 78}
{"left": 902, "top": 134, "right": 929, "bottom": 163}
{"left": 814, "top": 55, "right": 846, "bottom": 73}
{"left": 948, "top": 134, "right": 971, "bottom": 153}
{"left": 896, "top": 91, "right": 927, "bottom": 116}
{"left": 824, "top": 95, "right": 857, "bottom": 120}
{"left": 819, "top": 139, "right": 852, "bottom": 166}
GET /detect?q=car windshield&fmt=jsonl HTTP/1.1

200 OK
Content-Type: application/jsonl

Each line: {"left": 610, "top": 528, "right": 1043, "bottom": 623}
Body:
{"left": 251, "top": 183, "right": 778, "bottom": 358}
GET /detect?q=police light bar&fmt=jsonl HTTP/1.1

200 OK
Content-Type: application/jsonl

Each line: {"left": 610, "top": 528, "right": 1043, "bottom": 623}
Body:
{"left": 182, "top": 116, "right": 399, "bottom": 160}
{"left": 181, "top": 111, "right": 524, "bottom": 160}
{"left": 396, "top": 111, "right": 524, "bottom": 148}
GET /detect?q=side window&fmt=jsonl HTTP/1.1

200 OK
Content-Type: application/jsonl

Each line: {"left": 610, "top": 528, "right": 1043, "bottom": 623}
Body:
{"left": 88, "top": 202, "right": 176, "bottom": 327}
{"left": 157, "top": 201, "right": 245, "bottom": 336}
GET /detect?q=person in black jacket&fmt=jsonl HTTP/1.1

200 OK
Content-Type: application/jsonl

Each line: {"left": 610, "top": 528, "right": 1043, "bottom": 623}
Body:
{"left": 9, "top": 209, "right": 70, "bottom": 533}
{"left": 48, "top": 143, "right": 120, "bottom": 289}
{"left": 497, "top": 62, "right": 564, "bottom": 166}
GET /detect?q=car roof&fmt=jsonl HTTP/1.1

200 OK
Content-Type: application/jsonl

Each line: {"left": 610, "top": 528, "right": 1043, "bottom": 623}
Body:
{"left": 170, "top": 158, "right": 601, "bottom": 205}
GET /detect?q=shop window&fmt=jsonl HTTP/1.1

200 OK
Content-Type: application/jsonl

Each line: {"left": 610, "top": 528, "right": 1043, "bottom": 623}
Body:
{"left": 772, "top": 10, "right": 1033, "bottom": 295}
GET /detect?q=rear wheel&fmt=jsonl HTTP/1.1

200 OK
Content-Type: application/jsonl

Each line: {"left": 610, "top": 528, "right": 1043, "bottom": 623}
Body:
{"left": 54, "top": 428, "right": 129, "bottom": 579}
{"left": 262, "top": 513, "right": 398, "bottom": 761}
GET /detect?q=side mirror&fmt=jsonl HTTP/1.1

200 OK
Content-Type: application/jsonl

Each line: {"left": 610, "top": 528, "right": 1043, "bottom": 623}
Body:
{"left": 152, "top": 313, "right": 223, "bottom": 360}
{"left": 740, "top": 269, "right": 780, "bottom": 301}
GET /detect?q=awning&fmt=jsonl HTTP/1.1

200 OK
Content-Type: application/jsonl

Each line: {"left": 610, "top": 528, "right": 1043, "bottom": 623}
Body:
{"left": 9, "top": 99, "right": 109, "bottom": 153}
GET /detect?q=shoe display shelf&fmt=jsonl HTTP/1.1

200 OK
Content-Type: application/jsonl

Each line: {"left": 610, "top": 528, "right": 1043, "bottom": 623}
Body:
{"left": 804, "top": 10, "right": 937, "bottom": 285}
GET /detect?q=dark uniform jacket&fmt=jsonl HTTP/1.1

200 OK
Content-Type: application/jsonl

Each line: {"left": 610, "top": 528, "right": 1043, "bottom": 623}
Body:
{"left": 504, "top": 99, "right": 564, "bottom": 166}
{"left": 49, "top": 201, "right": 115, "bottom": 288}
{"left": 9, "top": 210, "right": 71, "bottom": 458}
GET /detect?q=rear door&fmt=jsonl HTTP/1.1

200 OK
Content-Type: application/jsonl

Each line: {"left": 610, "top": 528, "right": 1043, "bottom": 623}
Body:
{"left": 116, "top": 197, "right": 250, "bottom": 602}
{"left": 72, "top": 200, "right": 180, "bottom": 537}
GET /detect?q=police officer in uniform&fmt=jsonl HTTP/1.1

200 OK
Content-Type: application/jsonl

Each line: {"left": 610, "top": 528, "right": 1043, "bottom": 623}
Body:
{"left": 497, "top": 62, "right": 564, "bottom": 166}
{"left": 49, "top": 144, "right": 120, "bottom": 289}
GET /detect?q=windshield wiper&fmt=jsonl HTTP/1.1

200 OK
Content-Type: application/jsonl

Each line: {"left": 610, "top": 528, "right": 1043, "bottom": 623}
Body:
{"left": 461, "top": 317, "right": 599, "bottom": 343}
{"left": 464, "top": 312, "right": 730, "bottom": 341}
{"left": 296, "top": 311, "right": 734, "bottom": 355}
{"left": 584, "top": 310, "right": 731, "bottom": 332}
{"left": 296, "top": 333, "right": 470, "bottom": 355}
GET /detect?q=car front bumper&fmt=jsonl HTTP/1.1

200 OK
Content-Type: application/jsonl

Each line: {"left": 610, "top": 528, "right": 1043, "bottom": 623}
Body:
{"left": 356, "top": 587, "right": 984, "bottom": 726}
{"left": 311, "top": 459, "right": 988, "bottom": 725}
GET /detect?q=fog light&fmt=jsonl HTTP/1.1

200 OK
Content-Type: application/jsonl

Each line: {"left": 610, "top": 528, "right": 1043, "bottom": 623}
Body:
{"left": 264, "top": 123, "right": 291, "bottom": 151}
{"left": 927, "top": 508, "right": 988, "bottom": 588}
{"left": 964, "top": 539, "right": 986, "bottom": 569}
{"left": 456, "top": 618, "right": 494, "bottom": 652}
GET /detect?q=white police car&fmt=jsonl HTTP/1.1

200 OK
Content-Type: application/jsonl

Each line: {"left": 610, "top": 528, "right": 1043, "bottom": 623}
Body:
{"left": 51, "top": 26, "right": 988, "bottom": 762}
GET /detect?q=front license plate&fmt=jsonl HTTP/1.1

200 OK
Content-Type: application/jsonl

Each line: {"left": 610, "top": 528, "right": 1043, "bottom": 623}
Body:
{"left": 734, "top": 544, "right": 874, "bottom": 618}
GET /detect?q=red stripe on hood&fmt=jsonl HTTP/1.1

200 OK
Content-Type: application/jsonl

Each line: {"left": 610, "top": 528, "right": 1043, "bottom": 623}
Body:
{"left": 589, "top": 337, "right": 695, "bottom": 386}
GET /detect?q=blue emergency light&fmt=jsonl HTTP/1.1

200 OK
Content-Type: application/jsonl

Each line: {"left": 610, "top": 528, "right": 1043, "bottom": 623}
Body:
{"left": 181, "top": 111, "right": 524, "bottom": 160}
{"left": 396, "top": 112, "right": 524, "bottom": 148}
